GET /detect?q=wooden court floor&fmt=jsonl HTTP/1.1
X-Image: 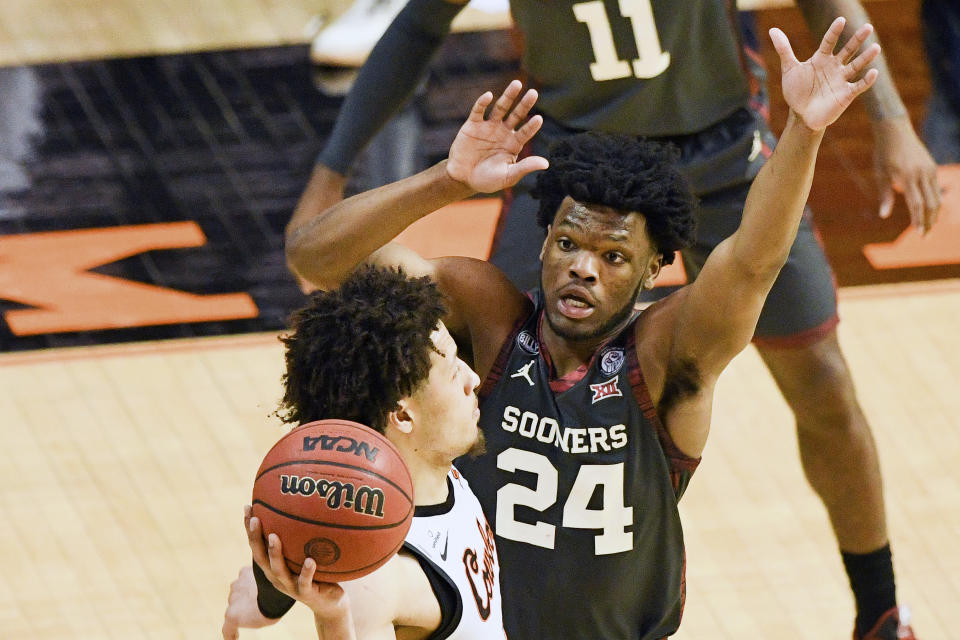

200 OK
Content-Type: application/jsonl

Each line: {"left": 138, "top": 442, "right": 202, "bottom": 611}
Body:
{"left": 2, "top": 0, "right": 958, "bottom": 638}
{"left": 1, "top": 279, "right": 959, "bottom": 640}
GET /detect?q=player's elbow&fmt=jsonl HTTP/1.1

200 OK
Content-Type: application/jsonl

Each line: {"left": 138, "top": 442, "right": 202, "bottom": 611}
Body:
{"left": 730, "top": 236, "right": 791, "bottom": 284}
{"left": 285, "top": 238, "right": 343, "bottom": 291}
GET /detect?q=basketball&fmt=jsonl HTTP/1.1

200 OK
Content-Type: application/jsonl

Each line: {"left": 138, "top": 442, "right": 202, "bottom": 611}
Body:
{"left": 251, "top": 419, "right": 414, "bottom": 582}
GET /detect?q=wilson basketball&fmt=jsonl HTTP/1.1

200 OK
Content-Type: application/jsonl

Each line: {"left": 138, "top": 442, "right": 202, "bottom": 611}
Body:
{"left": 252, "top": 419, "right": 414, "bottom": 582}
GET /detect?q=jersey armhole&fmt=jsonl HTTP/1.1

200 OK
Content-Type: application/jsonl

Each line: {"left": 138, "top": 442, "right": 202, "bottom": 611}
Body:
{"left": 624, "top": 329, "right": 701, "bottom": 496}
{"left": 477, "top": 305, "right": 534, "bottom": 400}
{"left": 408, "top": 550, "right": 463, "bottom": 640}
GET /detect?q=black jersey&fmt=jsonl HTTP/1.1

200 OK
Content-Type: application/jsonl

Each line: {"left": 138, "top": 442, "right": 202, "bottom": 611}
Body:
{"left": 510, "top": 0, "right": 750, "bottom": 136}
{"left": 456, "top": 294, "right": 700, "bottom": 640}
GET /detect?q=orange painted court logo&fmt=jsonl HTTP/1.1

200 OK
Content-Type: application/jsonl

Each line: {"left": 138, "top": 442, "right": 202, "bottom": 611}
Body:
{"left": 0, "top": 222, "right": 258, "bottom": 336}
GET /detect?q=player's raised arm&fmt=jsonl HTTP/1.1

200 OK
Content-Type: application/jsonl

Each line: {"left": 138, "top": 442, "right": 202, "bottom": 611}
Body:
{"left": 285, "top": 81, "right": 548, "bottom": 291}
{"left": 288, "top": 0, "right": 470, "bottom": 246}
{"left": 667, "top": 19, "right": 879, "bottom": 412}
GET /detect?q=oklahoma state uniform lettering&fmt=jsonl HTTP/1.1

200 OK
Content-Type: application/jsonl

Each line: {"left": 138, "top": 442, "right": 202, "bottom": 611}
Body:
{"left": 404, "top": 468, "right": 507, "bottom": 640}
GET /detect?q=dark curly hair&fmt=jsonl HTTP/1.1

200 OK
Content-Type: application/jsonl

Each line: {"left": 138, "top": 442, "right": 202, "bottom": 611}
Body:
{"left": 277, "top": 265, "right": 447, "bottom": 433}
{"left": 531, "top": 132, "right": 697, "bottom": 265}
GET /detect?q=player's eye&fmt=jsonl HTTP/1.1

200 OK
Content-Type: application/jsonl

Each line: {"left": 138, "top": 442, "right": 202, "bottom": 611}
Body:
{"left": 605, "top": 252, "right": 626, "bottom": 264}
{"left": 558, "top": 238, "right": 574, "bottom": 251}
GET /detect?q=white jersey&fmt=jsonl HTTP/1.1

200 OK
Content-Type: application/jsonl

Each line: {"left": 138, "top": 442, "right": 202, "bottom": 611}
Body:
{"left": 404, "top": 467, "right": 507, "bottom": 640}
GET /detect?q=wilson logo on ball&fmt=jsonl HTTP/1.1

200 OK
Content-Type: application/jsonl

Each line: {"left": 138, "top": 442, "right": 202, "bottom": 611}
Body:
{"left": 280, "top": 474, "right": 386, "bottom": 518}
{"left": 302, "top": 435, "right": 380, "bottom": 462}
{"left": 252, "top": 419, "right": 414, "bottom": 582}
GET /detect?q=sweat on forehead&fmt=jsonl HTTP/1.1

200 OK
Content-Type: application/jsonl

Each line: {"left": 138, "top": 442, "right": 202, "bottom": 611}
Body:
{"left": 559, "top": 198, "right": 638, "bottom": 225}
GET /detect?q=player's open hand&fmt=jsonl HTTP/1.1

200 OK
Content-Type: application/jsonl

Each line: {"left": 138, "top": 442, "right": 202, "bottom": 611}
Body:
{"left": 446, "top": 80, "right": 549, "bottom": 193}
{"left": 770, "top": 17, "right": 880, "bottom": 131}
{"left": 221, "top": 565, "right": 277, "bottom": 640}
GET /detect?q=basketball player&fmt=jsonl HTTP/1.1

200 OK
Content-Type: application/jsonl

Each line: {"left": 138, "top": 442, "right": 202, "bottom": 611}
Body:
{"left": 221, "top": 266, "right": 507, "bottom": 640}
{"left": 283, "top": 21, "right": 893, "bottom": 640}
{"left": 292, "top": 3, "right": 938, "bottom": 637}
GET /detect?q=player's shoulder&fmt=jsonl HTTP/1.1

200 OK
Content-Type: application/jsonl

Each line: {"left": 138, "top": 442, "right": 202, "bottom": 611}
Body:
{"left": 432, "top": 256, "right": 532, "bottom": 351}
{"left": 634, "top": 288, "right": 688, "bottom": 343}
{"left": 632, "top": 289, "right": 690, "bottom": 390}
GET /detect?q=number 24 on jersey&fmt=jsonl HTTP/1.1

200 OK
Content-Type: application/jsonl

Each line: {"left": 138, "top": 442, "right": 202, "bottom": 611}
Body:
{"left": 496, "top": 448, "right": 634, "bottom": 555}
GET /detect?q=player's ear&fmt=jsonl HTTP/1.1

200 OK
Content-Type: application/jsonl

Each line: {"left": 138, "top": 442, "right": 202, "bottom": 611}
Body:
{"left": 386, "top": 400, "right": 414, "bottom": 435}
{"left": 539, "top": 225, "right": 551, "bottom": 260}
{"left": 642, "top": 254, "right": 663, "bottom": 290}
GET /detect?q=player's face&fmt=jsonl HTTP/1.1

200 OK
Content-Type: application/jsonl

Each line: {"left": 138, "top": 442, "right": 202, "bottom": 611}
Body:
{"left": 407, "top": 323, "right": 483, "bottom": 459}
{"left": 539, "top": 197, "right": 662, "bottom": 343}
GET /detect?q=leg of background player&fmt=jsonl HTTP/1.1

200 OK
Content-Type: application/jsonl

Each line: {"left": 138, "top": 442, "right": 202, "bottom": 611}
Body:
{"left": 758, "top": 334, "right": 904, "bottom": 640}
{"left": 692, "top": 174, "right": 910, "bottom": 640}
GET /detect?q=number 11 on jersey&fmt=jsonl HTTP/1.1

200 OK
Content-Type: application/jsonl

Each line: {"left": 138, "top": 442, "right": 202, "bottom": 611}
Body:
{"left": 573, "top": 0, "right": 671, "bottom": 82}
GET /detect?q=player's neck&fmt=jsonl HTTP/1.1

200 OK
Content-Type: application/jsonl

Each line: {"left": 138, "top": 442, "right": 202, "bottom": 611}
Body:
{"left": 540, "top": 326, "right": 608, "bottom": 378}
{"left": 405, "top": 456, "right": 453, "bottom": 506}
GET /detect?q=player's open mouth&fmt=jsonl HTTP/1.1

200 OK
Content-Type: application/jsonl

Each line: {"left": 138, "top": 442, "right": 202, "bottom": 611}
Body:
{"left": 558, "top": 294, "right": 595, "bottom": 319}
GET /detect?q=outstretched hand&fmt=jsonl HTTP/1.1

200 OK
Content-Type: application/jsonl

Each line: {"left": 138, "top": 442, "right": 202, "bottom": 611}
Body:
{"left": 446, "top": 80, "right": 550, "bottom": 193}
{"left": 770, "top": 17, "right": 880, "bottom": 131}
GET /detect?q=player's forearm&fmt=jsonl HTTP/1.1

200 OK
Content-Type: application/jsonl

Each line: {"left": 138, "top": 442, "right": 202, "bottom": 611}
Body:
{"left": 795, "top": 0, "right": 906, "bottom": 120}
{"left": 733, "top": 110, "right": 824, "bottom": 275}
{"left": 314, "top": 611, "right": 358, "bottom": 640}
{"left": 286, "top": 161, "right": 473, "bottom": 287}
{"left": 317, "top": 0, "right": 463, "bottom": 174}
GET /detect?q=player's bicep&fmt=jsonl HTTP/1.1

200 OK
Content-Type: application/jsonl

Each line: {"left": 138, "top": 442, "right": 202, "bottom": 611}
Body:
{"left": 433, "top": 257, "right": 529, "bottom": 375}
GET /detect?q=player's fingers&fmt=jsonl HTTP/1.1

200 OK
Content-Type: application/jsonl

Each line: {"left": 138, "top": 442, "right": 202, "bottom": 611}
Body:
{"left": 837, "top": 22, "right": 873, "bottom": 63}
{"left": 506, "top": 156, "right": 550, "bottom": 185}
{"left": 298, "top": 557, "right": 317, "bottom": 594}
{"left": 515, "top": 114, "right": 543, "bottom": 146}
{"left": 850, "top": 68, "right": 879, "bottom": 96}
{"left": 221, "top": 616, "right": 239, "bottom": 640}
{"left": 505, "top": 88, "right": 539, "bottom": 130}
{"left": 903, "top": 179, "right": 927, "bottom": 232}
{"left": 266, "top": 533, "right": 295, "bottom": 588}
{"left": 845, "top": 42, "right": 880, "bottom": 80}
{"left": 246, "top": 515, "right": 270, "bottom": 569}
{"left": 489, "top": 80, "right": 523, "bottom": 121}
{"left": 878, "top": 184, "right": 894, "bottom": 219}
{"left": 227, "top": 577, "right": 241, "bottom": 604}
{"left": 468, "top": 91, "right": 494, "bottom": 122}
{"left": 920, "top": 171, "right": 942, "bottom": 232}
{"left": 818, "top": 16, "right": 847, "bottom": 55}
{"left": 768, "top": 28, "right": 799, "bottom": 73}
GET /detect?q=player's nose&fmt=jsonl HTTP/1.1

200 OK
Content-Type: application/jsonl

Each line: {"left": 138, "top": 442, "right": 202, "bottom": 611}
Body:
{"left": 569, "top": 251, "right": 599, "bottom": 281}
{"left": 461, "top": 360, "right": 481, "bottom": 394}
